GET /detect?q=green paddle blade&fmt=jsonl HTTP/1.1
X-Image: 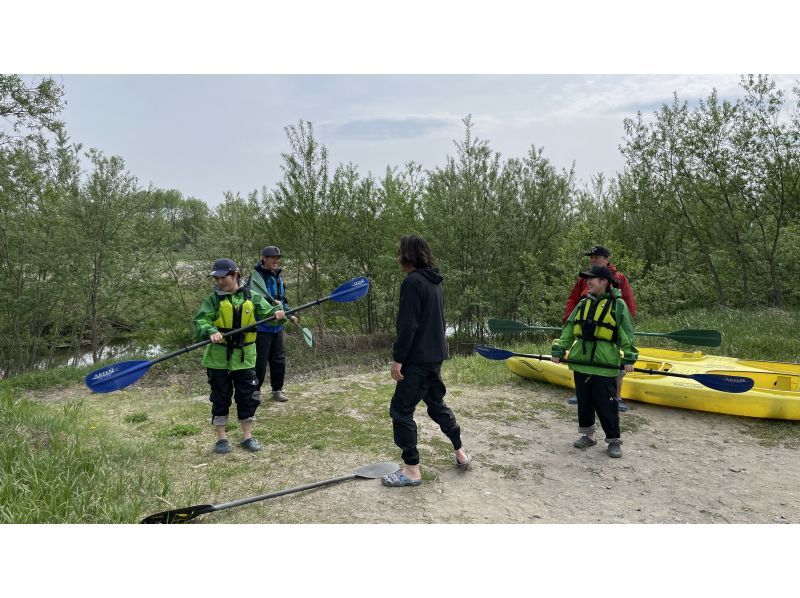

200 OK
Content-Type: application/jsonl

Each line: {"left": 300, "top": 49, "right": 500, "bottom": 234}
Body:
{"left": 640, "top": 329, "right": 722, "bottom": 347}
{"left": 300, "top": 326, "right": 313, "bottom": 347}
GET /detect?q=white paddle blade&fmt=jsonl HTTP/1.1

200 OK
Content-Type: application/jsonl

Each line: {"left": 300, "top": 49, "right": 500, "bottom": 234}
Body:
{"left": 354, "top": 462, "right": 400, "bottom": 478}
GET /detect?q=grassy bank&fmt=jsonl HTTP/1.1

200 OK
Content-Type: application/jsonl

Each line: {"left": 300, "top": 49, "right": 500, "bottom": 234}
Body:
{"left": 0, "top": 333, "right": 398, "bottom": 523}
{"left": 635, "top": 307, "right": 800, "bottom": 361}
{"left": 0, "top": 387, "right": 169, "bottom": 523}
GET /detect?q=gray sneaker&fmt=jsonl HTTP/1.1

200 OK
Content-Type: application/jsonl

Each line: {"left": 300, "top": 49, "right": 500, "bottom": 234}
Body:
{"left": 573, "top": 435, "right": 597, "bottom": 449}
{"left": 272, "top": 390, "right": 288, "bottom": 402}
{"left": 567, "top": 396, "right": 578, "bottom": 405}
{"left": 214, "top": 439, "right": 231, "bottom": 454}
{"left": 240, "top": 437, "right": 263, "bottom": 452}
{"left": 608, "top": 442, "right": 622, "bottom": 458}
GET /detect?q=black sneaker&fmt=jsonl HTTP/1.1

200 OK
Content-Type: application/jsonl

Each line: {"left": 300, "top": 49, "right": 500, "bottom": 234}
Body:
{"left": 608, "top": 442, "right": 622, "bottom": 458}
{"left": 573, "top": 435, "right": 597, "bottom": 449}
{"left": 214, "top": 439, "right": 231, "bottom": 454}
{"left": 240, "top": 438, "right": 262, "bottom": 452}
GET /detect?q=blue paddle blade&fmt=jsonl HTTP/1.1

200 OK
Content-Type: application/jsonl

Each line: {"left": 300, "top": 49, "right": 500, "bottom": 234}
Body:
{"left": 692, "top": 373, "right": 754, "bottom": 394}
{"left": 85, "top": 360, "right": 152, "bottom": 393}
{"left": 474, "top": 345, "right": 515, "bottom": 360}
{"left": 329, "top": 276, "right": 369, "bottom": 303}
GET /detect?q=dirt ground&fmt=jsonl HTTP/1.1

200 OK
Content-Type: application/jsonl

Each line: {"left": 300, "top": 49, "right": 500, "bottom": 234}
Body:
{"left": 30, "top": 371, "right": 800, "bottom": 524}
{"left": 225, "top": 374, "right": 800, "bottom": 524}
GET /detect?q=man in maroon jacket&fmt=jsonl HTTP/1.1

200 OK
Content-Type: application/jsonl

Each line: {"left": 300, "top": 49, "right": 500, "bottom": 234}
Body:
{"left": 564, "top": 245, "right": 637, "bottom": 412}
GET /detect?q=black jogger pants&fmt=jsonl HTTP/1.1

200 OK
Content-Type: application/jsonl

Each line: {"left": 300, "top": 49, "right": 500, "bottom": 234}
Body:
{"left": 389, "top": 362, "right": 463, "bottom": 465}
{"left": 574, "top": 371, "right": 620, "bottom": 441}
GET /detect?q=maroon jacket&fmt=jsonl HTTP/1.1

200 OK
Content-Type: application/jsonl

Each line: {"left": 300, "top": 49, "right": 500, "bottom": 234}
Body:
{"left": 563, "top": 263, "right": 637, "bottom": 324}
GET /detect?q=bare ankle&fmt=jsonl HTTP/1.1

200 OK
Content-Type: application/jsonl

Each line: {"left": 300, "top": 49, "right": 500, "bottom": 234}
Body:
{"left": 403, "top": 465, "right": 421, "bottom": 479}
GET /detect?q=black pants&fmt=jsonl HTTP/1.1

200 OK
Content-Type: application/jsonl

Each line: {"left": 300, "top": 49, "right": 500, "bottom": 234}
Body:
{"left": 255, "top": 330, "right": 286, "bottom": 392}
{"left": 574, "top": 372, "right": 620, "bottom": 441}
{"left": 389, "top": 362, "right": 463, "bottom": 466}
{"left": 207, "top": 368, "right": 261, "bottom": 423}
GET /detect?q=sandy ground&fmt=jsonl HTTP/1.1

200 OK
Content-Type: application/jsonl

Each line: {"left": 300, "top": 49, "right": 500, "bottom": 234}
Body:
{"left": 259, "top": 377, "right": 800, "bottom": 524}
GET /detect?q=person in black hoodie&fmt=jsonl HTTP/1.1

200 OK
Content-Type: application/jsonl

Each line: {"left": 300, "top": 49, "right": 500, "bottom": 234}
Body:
{"left": 382, "top": 235, "right": 472, "bottom": 488}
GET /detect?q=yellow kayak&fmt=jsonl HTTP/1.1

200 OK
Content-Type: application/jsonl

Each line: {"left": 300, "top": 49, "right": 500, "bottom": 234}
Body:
{"left": 506, "top": 347, "right": 800, "bottom": 420}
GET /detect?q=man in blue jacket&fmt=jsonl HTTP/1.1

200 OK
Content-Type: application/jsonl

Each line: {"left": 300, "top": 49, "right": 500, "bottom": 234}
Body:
{"left": 248, "top": 246, "right": 298, "bottom": 402}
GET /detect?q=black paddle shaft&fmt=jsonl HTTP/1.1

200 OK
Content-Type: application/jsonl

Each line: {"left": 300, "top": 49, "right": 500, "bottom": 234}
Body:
{"left": 212, "top": 473, "right": 357, "bottom": 512}
{"left": 140, "top": 461, "right": 400, "bottom": 523}
{"left": 149, "top": 294, "right": 332, "bottom": 367}
{"left": 141, "top": 474, "right": 357, "bottom": 523}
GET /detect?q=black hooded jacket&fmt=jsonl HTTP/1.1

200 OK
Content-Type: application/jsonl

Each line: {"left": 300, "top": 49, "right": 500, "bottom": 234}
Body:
{"left": 392, "top": 267, "right": 449, "bottom": 364}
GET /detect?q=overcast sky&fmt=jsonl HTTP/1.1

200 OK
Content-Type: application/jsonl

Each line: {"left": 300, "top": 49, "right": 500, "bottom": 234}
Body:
{"left": 54, "top": 74, "right": 799, "bottom": 206}
{"left": 6, "top": 2, "right": 798, "bottom": 208}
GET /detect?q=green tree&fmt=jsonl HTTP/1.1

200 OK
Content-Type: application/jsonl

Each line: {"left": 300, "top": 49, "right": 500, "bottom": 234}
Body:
{"left": 423, "top": 117, "right": 504, "bottom": 338}
{"left": 0, "top": 123, "right": 88, "bottom": 373}
{"left": 272, "top": 120, "right": 341, "bottom": 329}
{"left": 424, "top": 117, "right": 575, "bottom": 337}
{"left": 202, "top": 190, "right": 265, "bottom": 274}
{"left": 735, "top": 75, "right": 800, "bottom": 307}
{"left": 0, "top": 75, "right": 64, "bottom": 148}
{"left": 375, "top": 163, "right": 427, "bottom": 331}
{"left": 66, "top": 150, "right": 161, "bottom": 362}
{"left": 496, "top": 146, "right": 575, "bottom": 325}
{"left": 620, "top": 76, "right": 800, "bottom": 308}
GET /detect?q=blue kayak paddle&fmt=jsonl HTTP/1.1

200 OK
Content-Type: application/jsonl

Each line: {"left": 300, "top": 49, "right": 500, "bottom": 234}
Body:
{"left": 85, "top": 276, "right": 370, "bottom": 393}
{"left": 473, "top": 345, "right": 754, "bottom": 394}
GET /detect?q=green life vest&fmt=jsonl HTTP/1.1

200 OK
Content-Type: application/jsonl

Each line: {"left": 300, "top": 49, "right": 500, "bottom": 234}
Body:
{"left": 573, "top": 296, "right": 619, "bottom": 343}
{"left": 212, "top": 287, "right": 257, "bottom": 362}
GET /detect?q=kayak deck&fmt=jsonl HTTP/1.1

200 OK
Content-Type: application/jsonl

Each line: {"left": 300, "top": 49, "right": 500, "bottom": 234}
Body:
{"left": 506, "top": 349, "right": 800, "bottom": 420}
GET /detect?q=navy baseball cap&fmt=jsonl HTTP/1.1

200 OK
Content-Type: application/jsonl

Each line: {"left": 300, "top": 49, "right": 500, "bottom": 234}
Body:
{"left": 210, "top": 258, "right": 237, "bottom": 277}
{"left": 579, "top": 265, "right": 615, "bottom": 284}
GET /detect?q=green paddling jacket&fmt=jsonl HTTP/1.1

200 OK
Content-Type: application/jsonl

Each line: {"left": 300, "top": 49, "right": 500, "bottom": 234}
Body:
{"left": 551, "top": 288, "right": 638, "bottom": 377}
{"left": 193, "top": 282, "right": 278, "bottom": 371}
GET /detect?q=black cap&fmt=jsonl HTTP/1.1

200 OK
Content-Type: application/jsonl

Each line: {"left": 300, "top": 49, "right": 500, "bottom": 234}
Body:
{"left": 579, "top": 265, "right": 616, "bottom": 284}
{"left": 210, "top": 258, "right": 238, "bottom": 277}
{"left": 584, "top": 245, "right": 610, "bottom": 257}
{"left": 261, "top": 246, "right": 282, "bottom": 257}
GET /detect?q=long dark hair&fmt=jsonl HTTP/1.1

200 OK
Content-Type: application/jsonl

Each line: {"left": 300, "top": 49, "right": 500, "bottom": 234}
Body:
{"left": 398, "top": 234, "right": 436, "bottom": 269}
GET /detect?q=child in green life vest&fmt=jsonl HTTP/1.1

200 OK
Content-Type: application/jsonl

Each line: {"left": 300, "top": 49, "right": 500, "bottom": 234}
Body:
{"left": 552, "top": 265, "right": 638, "bottom": 459}
{"left": 193, "top": 258, "right": 285, "bottom": 454}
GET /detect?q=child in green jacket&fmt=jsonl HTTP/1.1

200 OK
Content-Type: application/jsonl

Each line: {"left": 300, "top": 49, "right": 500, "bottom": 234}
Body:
{"left": 193, "top": 258, "right": 284, "bottom": 454}
{"left": 552, "top": 265, "right": 637, "bottom": 458}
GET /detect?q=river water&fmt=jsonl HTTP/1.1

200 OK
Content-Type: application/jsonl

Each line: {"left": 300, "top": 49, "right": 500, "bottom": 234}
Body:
{"left": 47, "top": 341, "right": 163, "bottom": 369}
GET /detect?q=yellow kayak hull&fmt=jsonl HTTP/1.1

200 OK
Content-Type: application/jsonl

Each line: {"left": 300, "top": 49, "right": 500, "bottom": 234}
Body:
{"left": 506, "top": 347, "right": 800, "bottom": 420}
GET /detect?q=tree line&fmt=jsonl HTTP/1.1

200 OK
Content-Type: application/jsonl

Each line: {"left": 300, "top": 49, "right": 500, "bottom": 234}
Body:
{"left": 1, "top": 74, "right": 798, "bottom": 376}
